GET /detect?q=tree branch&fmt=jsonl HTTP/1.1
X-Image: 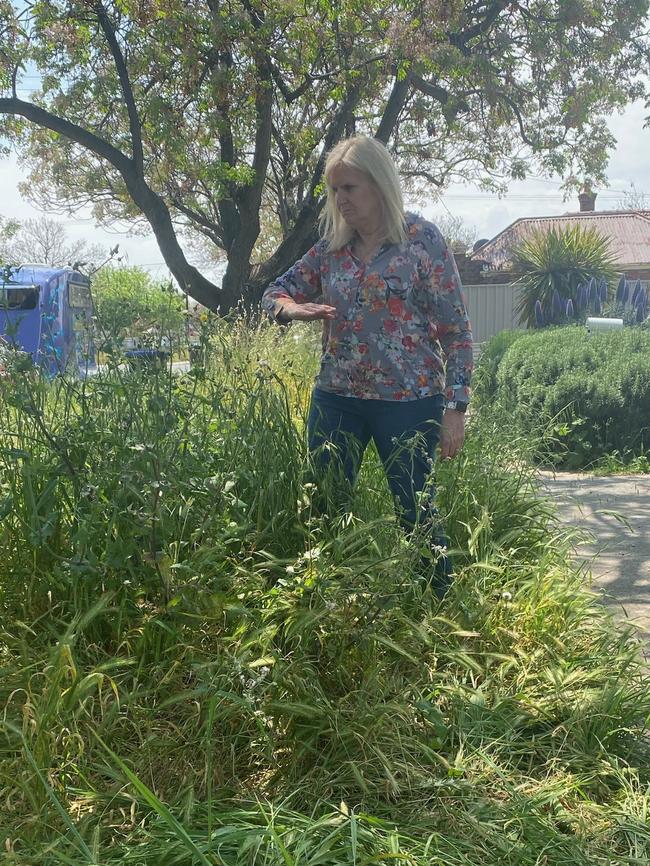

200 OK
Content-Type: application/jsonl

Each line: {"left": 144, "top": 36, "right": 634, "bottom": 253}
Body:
{"left": 269, "top": 62, "right": 314, "bottom": 103}
{"left": 169, "top": 196, "right": 224, "bottom": 246}
{"left": 0, "top": 96, "right": 133, "bottom": 173}
{"left": 499, "top": 91, "right": 537, "bottom": 148}
{"left": 0, "top": 96, "right": 222, "bottom": 310}
{"left": 94, "top": 2, "right": 144, "bottom": 173}
{"left": 451, "top": 0, "right": 510, "bottom": 50}
{"left": 411, "top": 74, "right": 450, "bottom": 104}
{"left": 375, "top": 70, "right": 413, "bottom": 143}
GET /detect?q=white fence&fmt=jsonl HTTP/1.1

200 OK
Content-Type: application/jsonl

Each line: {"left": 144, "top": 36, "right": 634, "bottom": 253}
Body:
{"left": 463, "top": 282, "right": 524, "bottom": 350}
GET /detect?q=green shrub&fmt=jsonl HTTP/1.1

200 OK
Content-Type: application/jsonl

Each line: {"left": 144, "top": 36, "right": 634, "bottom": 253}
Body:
{"left": 92, "top": 265, "right": 186, "bottom": 349}
{"left": 495, "top": 326, "right": 650, "bottom": 467}
{"left": 472, "top": 329, "right": 528, "bottom": 406}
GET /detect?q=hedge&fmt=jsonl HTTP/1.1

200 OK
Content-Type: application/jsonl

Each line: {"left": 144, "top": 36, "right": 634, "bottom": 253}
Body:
{"left": 484, "top": 326, "right": 650, "bottom": 468}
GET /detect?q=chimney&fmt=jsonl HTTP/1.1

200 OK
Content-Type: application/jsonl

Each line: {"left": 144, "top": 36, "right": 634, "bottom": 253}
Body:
{"left": 578, "top": 185, "right": 597, "bottom": 212}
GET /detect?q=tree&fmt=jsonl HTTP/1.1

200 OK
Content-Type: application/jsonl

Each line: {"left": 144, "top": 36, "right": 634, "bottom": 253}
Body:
{"left": 430, "top": 213, "right": 477, "bottom": 254}
{"left": 91, "top": 265, "right": 185, "bottom": 342}
{"left": 1, "top": 1, "right": 649, "bottom": 313}
{"left": 1, "top": 215, "right": 106, "bottom": 269}
{"left": 0, "top": 215, "right": 20, "bottom": 262}
{"left": 616, "top": 182, "right": 650, "bottom": 211}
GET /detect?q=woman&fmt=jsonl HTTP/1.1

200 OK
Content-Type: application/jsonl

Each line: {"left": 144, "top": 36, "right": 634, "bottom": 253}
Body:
{"left": 262, "top": 135, "right": 473, "bottom": 597}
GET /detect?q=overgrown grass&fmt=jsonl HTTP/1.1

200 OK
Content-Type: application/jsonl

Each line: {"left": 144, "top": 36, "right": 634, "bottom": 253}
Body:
{"left": 1, "top": 317, "right": 649, "bottom": 865}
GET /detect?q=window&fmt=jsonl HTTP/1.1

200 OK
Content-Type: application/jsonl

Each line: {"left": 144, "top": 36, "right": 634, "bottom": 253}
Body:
{"left": 68, "top": 282, "right": 92, "bottom": 309}
{"left": 0, "top": 285, "right": 39, "bottom": 310}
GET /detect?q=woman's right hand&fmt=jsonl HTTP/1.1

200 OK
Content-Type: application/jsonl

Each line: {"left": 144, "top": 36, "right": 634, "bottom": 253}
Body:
{"left": 278, "top": 302, "right": 337, "bottom": 322}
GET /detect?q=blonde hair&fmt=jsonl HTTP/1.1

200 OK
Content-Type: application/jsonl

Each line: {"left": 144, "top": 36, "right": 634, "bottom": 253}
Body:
{"left": 319, "top": 135, "right": 407, "bottom": 250}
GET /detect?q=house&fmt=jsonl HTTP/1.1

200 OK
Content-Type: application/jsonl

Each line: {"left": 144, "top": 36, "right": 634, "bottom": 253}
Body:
{"left": 467, "top": 189, "right": 650, "bottom": 281}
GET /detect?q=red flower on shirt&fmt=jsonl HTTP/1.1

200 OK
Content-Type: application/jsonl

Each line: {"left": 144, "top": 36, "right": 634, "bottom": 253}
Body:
{"left": 388, "top": 296, "right": 404, "bottom": 316}
{"left": 402, "top": 335, "right": 416, "bottom": 351}
{"left": 383, "top": 319, "right": 399, "bottom": 334}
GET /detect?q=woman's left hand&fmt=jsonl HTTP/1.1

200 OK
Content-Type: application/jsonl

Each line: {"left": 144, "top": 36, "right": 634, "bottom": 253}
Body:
{"left": 439, "top": 410, "right": 465, "bottom": 459}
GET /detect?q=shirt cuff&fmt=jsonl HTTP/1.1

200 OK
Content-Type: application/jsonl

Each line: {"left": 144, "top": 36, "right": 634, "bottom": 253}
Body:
{"left": 445, "top": 384, "right": 470, "bottom": 403}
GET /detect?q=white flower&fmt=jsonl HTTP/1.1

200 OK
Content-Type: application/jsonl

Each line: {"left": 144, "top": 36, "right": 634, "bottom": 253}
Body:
{"left": 501, "top": 591, "right": 513, "bottom": 602}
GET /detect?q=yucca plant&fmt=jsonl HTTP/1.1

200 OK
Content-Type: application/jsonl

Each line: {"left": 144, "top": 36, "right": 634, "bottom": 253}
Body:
{"left": 513, "top": 224, "right": 620, "bottom": 327}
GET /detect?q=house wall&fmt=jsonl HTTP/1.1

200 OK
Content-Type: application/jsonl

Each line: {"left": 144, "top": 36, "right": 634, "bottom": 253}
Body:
{"left": 462, "top": 282, "right": 524, "bottom": 347}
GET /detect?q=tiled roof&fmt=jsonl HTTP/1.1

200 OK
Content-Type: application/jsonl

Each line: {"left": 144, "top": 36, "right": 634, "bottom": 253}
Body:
{"left": 471, "top": 210, "right": 650, "bottom": 270}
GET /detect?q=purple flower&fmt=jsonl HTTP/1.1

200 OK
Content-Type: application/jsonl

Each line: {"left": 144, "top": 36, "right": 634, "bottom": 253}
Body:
{"left": 565, "top": 298, "right": 574, "bottom": 319}
{"left": 599, "top": 278, "right": 608, "bottom": 303}
{"left": 594, "top": 296, "right": 602, "bottom": 316}
{"left": 636, "top": 303, "right": 646, "bottom": 324}
{"left": 631, "top": 280, "right": 642, "bottom": 306}
{"left": 534, "top": 300, "right": 545, "bottom": 328}
{"left": 552, "top": 288, "right": 563, "bottom": 320}
{"left": 635, "top": 286, "right": 646, "bottom": 308}
{"left": 621, "top": 281, "right": 630, "bottom": 305}
{"left": 580, "top": 283, "right": 589, "bottom": 310}
{"left": 615, "top": 275, "right": 627, "bottom": 303}
{"left": 588, "top": 277, "right": 597, "bottom": 304}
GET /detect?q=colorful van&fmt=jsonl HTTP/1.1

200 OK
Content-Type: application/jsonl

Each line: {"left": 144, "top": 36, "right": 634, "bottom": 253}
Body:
{"left": 0, "top": 265, "right": 97, "bottom": 377}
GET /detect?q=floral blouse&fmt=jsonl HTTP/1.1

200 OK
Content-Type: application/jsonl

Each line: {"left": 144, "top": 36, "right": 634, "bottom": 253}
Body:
{"left": 262, "top": 213, "right": 473, "bottom": 402}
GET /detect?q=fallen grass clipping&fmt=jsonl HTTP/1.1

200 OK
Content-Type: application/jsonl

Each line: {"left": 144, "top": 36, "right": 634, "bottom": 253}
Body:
{"left": 0, "top": 317, "right": 649, "bottom": 865}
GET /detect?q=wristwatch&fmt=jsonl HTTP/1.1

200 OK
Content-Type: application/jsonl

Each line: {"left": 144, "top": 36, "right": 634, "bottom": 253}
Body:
{"left": 444, "top": 400, "right": 468, "bottom": 413}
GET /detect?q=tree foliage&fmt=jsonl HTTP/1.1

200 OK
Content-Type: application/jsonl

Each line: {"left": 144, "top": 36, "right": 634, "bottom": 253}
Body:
{"left": 92, "top": 265, "right": 185, "bottom": 341}
{"left": 0, "top": 214, "right": 20, "bottom": 261}
{"left": 1, "top": 0, "right": 649, "bottom": 312}
{"left": 616, "top": 182, "right": 650, "bottom": 211}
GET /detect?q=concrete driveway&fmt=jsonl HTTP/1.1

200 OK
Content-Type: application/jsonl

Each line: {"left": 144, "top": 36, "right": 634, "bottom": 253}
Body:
{"left": 541, "top": 472, "right": 650, "bottom": 643}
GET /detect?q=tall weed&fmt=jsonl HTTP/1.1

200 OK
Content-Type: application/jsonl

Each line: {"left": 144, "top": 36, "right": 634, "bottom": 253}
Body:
{"left": 1, "top": 318, "right": 649, "bottom": 865}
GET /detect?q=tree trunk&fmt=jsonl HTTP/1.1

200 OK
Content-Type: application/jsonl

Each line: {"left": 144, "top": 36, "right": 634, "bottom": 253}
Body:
{"left": 246, "top": 202, "right": 321, "bottom": 305}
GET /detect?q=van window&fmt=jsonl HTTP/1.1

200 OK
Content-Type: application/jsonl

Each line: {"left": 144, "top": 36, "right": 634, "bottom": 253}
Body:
{"left": 0, "top": 286, "right": 39, "bottom": 310}
{"left": 68, "top": 282, "right": 92, "bottom": 309}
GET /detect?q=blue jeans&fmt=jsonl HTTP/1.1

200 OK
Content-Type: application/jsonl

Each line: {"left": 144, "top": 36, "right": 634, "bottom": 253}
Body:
{"left": 307, "top": 387, "right": 452, "bottom": 596}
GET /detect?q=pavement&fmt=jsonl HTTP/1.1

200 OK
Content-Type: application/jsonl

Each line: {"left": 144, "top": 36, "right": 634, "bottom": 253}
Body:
{"left": 540, "top": 471, "right": 650, "bottom": 644}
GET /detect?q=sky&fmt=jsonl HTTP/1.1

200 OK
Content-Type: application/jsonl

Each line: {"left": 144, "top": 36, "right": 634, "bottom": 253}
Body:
{"left": 1, "top": 99, "right": 649, "bottom": 280}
